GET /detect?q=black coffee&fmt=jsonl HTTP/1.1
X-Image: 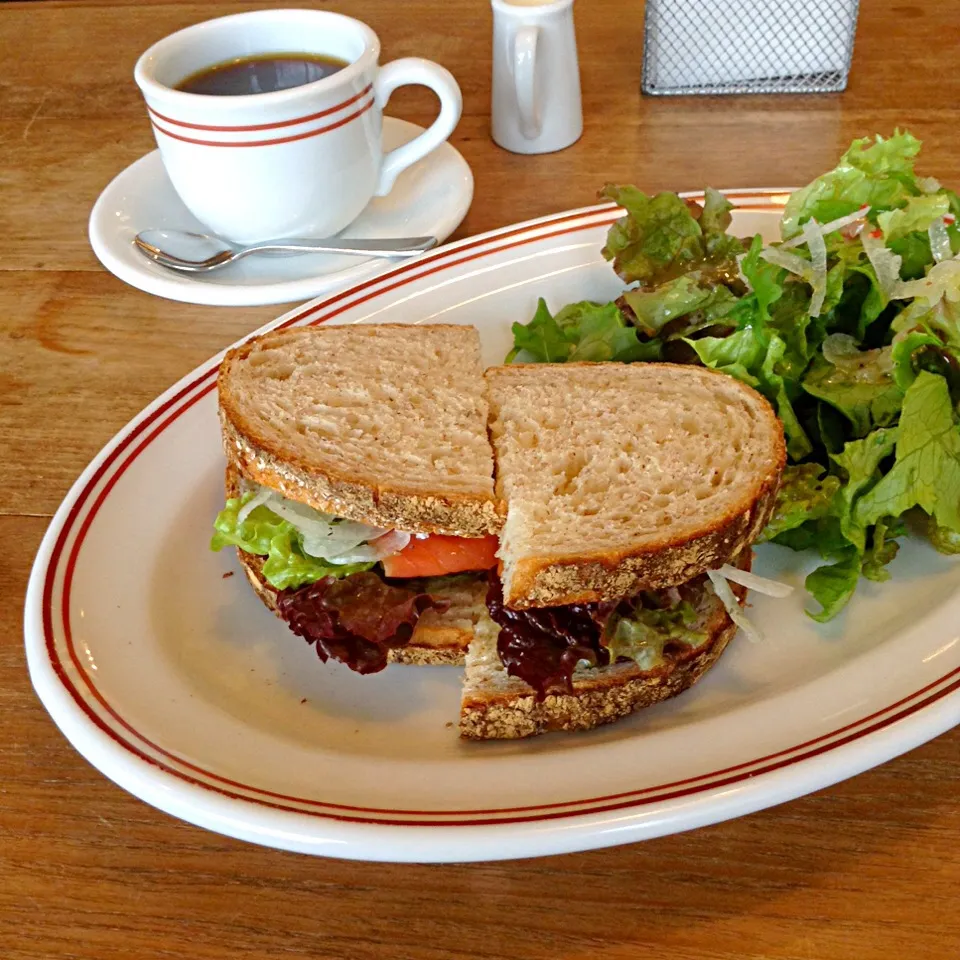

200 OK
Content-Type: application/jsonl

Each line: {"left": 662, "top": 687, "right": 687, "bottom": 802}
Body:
{"left": 177, "top": 53, "right": 348, "bottom": 96}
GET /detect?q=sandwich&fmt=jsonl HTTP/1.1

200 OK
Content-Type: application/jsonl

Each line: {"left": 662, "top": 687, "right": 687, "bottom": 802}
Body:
{"left": 210, "top": 322, "right": 786, "bottom": 741}
{"left": 459, "top": 361, "right": 786, "bottom": 739}
{"left": 211, "top": 323, "right": 503, "bottom": 672}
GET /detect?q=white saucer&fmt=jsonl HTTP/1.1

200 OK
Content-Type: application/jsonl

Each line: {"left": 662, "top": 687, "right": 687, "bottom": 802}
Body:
{"left": 88, "top": 117, "right": 474, "bottom": 307}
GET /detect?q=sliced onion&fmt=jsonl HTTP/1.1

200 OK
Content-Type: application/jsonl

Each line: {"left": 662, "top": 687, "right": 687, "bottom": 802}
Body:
{"left": 918, "top": 176, "right": 942, "bottom": 194}
{"left": 266, "top": 498, "right": 381, "bottom": 548}
{"left": 781, "top": 205, "right": 870, "bottom": 249}
{"left": 715, "top": 564, "right": 794, "bottom": 598}
{"left": 325, "top": 531, "right": 412, "bottom": 565}
{"left": 759, "top": 246, "right": 813, "bottom": 279}
{"left": 892, "top": 257, "right": 960, "bottom": 302}
{"left": 249, "top": 486, "right": 395, "bottom": 560}
{"left": 928, "top": 217, "right": 953, "bottom": 263}
{"left": 237, "top": 485, "right": 272, "bottom": 524}
{"left": 707, "top": 570, "right": 763, "bottom": 644}
{"left": 860, "top": 229, "right": 902, "bottom": 297}
{"left": 367, "top": 530, "right": 411, "bottom": 558}
{"left": 735, "top": 251, "right": 750, "bottom": 288}
{"left": 803, "top": 218, "right": 828, "bottom": 317}
{"left": 822, "top": 332, "right": 861, "bottom": 365}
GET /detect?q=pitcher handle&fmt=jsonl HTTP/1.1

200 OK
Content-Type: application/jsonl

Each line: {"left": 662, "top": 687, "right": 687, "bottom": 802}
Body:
{"left": 513, "top": 26, "right": 542, "bottom": 140}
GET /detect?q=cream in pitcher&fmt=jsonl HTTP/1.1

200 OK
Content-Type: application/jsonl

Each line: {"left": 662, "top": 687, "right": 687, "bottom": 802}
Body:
{"left": 135, "top": 9, "right": 462, "bottom": 244}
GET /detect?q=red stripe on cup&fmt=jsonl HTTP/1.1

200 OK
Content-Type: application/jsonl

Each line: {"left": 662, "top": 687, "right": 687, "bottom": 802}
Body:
{"left": 150, "top": 94, "right": 375, "bottom": 148}
{"left": 146, "top": 83, "right": 374, "bottom": 133}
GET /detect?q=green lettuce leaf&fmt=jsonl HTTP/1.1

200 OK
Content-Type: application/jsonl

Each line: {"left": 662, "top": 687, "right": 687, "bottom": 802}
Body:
{"left": 700, "top": 187, "right": 745, "bottom": 259}
{"left": 506, "top": 298, "right": 571, "bottom": 362}
{"left": 816, "top": 401, "right": 848, "bottom": 455}
{"left": 507, "top": 298, "right": 656, "bottom": 364}
{"left": 564, "top": 301, "right": 657, "bottom": 362}
{"left": 800, "top": 341, "right": 902, "bottom": 437}
{"left": 854, "top": 370, "right": 960, "bottom": 534}
{"left": 819, "top": 238, "right": 891, "bottom": 340}
{"left": 925, "top": 516, "right": 960, "bottom": 554}
{"left": 825, "top": 245, "right": 888, "bottom": 340}
{"left": 890, "top": 329, "right": 946, "bottom": 391}
{"left": 877, "top": 194, "right": 950, "bottom": 242}
{"left": 741, "top": 234, "right": 785, "bottom": 323}
{"left": 861, "top": 517, "right": 903, "bottom": 582}
{"left": 889, "top": 233, "right": 934, "bottom": 279}
{"left": 805, "top": 545, "right": 862, "bottom": 622}
{"left": 685, "top": 239, "right": 815, "bottom": 459}
{"left": 686, "top": 325, "right": 764, "bottom": 379}
{"left": 783, "top": 427, "right": 905, "bottom": 619}
{"left": 761, "top": 336, "right": 814, "bottom": 460}
{"left": 769, "top": 281, "right": 822, "bottom": 373}
{"left": 759, "top": 464, "right": 841, "bottom": 541}
{"left": 830, "top": 426, "right": 899, "bottom": 550}
{"left": 771, "top": 514, "right": 848, "bottom": 555}
{"left": 599, "top": 185, "right": 741, "bottom": 286}
{"left": 781, "top": 131, "right": 922, "bottom": 238}
{"left": 893, "top": 273, "right": 960, "bottom": 354}
{"left": 802, "top": 515, "right": 902, "bottom": 619}
{"left": 605, "top": 600, "right": 704, "bottom": 670}
{"left": 211, "top": 496, "right": 375, "bottom": 590}
{"left": 600, "top": 186, "right": 706, "bottom": 284}
{"left": 620, "top": 275, "right": 734, "bottom": 339}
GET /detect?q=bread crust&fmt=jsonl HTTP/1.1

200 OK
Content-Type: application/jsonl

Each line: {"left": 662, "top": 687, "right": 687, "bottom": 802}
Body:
{"left": 504, "top": 463, "right": 780, "bottom": 607}
{"left": 459, "top": 555, "right": 750, "bottom": 740}
{"left": 219, "top": 325, "right": 503, "bottom": 538}
{"left": 236, "top": 551, "right": 475, "bottom": 667}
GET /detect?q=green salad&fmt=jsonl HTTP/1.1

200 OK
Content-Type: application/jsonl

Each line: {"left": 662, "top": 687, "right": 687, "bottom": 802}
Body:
{"left": 505, "top": 132, "right": 960, "bottom": 621}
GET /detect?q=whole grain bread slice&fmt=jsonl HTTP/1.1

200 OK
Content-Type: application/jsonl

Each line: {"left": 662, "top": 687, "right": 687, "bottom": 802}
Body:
{"left": 459, "top": 569, "right": 748, "bottom": 740}
{"left": 485, "top": 362, "right": 785, "bottom": 608}
{"left": 237, "top": 550, "right": 486, "bottom": 666}
{"left": 219, "top": 323, "right": 503, "bottom": 537}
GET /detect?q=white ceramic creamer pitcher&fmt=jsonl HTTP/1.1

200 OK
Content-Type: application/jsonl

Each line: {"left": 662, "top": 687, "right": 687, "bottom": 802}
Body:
{"left": 490, "top": 0, "right": 583, "bottom": 155}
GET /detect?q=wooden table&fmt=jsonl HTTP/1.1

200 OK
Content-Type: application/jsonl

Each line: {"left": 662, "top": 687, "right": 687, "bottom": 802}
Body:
{"left": 3, "top": 1, "right": 959, "bottom": 956}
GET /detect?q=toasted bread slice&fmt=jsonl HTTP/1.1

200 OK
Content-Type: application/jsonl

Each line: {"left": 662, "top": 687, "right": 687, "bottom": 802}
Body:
{"left": 459, "top": 569, "right": 748, "bottom": 740}
{"left": 485, "top": 362, "right": 785, "bottom": 608}
{"left": 237, "top": 551, "right": 486, "bottom": 666}
{"left": 219, "top": 324, "right": 502, "bottom": 537}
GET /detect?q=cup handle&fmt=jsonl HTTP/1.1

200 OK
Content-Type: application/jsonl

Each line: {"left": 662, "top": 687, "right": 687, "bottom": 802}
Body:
{"left": 513, "top": 26, "right": 541, "bottom": 140}
{"left": 373, "top": 58, "right": 463, "bottom": 197}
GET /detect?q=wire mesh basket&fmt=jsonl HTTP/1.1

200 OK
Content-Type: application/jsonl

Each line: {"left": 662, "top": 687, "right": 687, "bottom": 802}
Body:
{"left": 642, "top": 0, "right": 860, "bottom": 96}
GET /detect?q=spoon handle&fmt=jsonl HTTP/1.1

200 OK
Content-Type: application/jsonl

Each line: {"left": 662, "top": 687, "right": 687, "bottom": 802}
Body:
{"left": 237, "top": 236, "right": 438, "bottom": 259}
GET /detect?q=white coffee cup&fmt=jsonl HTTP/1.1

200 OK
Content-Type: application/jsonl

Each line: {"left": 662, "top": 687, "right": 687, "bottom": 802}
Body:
{"left": 135, "top": 9, "right": 462, "bottom": 244}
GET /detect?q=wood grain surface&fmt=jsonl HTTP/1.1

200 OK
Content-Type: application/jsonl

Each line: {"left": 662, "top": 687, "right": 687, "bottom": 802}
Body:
{"left": 2, "top": 1, "right": 959, "bottom": 957}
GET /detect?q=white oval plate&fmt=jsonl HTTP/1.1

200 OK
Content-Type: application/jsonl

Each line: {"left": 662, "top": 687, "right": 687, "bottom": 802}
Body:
{"left": 28, "top": 190, "right": 960, "bottom": 862}
{"left": 88, "top": 117, "right": 473, "bottom": 307}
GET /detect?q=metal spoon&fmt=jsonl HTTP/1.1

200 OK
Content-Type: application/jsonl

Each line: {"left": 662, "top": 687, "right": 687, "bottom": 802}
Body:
{"left": 134, "top": 229, "right": 438, "bottom": 273}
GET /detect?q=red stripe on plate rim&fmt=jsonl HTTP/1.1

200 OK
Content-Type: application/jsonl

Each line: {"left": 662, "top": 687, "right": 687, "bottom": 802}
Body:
{"left": 147, "top": 84, "right": 373, "bottom": 133}
{"left": 151, "top": 95, "right": 374, "bottom": 148}
{"left": 41, "top": 192, "right": 958, "bottom": 827}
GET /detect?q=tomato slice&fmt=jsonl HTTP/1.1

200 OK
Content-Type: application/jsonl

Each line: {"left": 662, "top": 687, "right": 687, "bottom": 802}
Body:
{"left": 380, "top": 534, "right": 499, "bottom": 579}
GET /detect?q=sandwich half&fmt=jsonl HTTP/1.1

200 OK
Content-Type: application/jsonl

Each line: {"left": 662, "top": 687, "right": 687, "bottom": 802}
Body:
{"left": 211, "top": 323, "right": 502, "bottom": 672}
{"left": 460, "top": 362, "right": 786, "bottom": 739}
